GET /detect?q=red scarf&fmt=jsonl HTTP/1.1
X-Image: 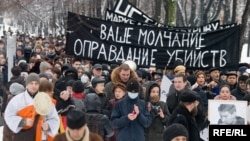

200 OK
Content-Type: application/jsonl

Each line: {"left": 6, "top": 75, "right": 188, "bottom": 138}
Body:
{"left": 71, "top": 92, "right": 85, "bottom": 99}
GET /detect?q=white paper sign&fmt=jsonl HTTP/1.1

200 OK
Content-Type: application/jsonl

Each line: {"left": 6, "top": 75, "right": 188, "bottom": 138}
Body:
{"left": 160, "top": 75, "right": 172, "bottom": 102}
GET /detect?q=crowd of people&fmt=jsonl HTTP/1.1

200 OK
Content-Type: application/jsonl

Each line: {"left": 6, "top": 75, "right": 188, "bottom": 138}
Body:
{"left": 0, "top": 32, "right": 250, "bottom": 141}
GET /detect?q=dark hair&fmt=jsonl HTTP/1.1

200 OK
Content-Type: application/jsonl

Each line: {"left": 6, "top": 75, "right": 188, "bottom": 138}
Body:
{"left": 113, "top": 83, "right": 126, "bottom": 93}
{"left": 11, "top": 66, "right": 21, "bottom": 76}
{"left": 219, "top": 84, "right": 230, "bottom": 92}
{"left": 195, "top": 70, "right": 206, "bottom": 81}
{"left": 48, "top": 44, "right": 55, "bottom": 49}
{"left": 174, "top": 73, "right": 187, "bottom": 82}
{"left": 71, "top": 57, "right": 82, "bottom": 64}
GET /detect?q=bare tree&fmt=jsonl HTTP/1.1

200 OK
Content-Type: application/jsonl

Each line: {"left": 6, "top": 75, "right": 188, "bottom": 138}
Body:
{"left": 240, "top": 0, "right": 250, "bottom": 55}
{"left": 231, "top": 0, "right": 237, "bottom": 23}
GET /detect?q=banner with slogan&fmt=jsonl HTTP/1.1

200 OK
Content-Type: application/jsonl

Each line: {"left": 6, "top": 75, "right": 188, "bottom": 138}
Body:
{"left": 106, "top": 9, "right": 221, "bottom": 32}
{"left": 66, "top": 12, "right": 240, "bottom": 70}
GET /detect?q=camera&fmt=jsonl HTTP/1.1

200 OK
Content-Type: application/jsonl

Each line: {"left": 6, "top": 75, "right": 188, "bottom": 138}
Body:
{"left": 152, "top": 105, "right": 161, "bottom": 113}
{"left": 201, "top": 85, "right": 208, "bottom": 90}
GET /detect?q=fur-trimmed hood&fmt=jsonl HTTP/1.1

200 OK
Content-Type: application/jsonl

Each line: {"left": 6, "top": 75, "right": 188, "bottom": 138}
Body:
{"left": 110, "top": 66, "right": 138, "bottom": 85}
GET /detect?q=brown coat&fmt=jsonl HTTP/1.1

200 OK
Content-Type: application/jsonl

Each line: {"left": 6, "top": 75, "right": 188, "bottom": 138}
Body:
{"left": 53, "top": 127, "right": 103, "bottom": 141}
{"left": 104, "top": 66, "right": 142, "bottom": 100}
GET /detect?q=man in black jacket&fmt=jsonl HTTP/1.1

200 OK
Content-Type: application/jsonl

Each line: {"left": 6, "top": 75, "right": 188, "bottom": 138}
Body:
{"left": 167, "top": 91, "right": 201, "bottom": 141}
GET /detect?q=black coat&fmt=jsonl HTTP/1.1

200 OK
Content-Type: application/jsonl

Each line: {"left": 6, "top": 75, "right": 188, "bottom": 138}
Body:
{"left": 167, "top": 89, "right": 207, "bottom": 130}
{"left": 167, "top": 106, "right": 200, "bottom": 141}
{"left": 231, "top": 86, "right": 247, "bottom": 100}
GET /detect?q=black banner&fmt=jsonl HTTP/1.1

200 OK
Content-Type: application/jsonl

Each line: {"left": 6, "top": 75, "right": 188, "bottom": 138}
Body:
{"left": 66, "top": 12, "right": 240, "bottom": 70}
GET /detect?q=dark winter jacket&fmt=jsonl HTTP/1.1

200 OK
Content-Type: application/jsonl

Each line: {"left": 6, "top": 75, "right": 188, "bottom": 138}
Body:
{"left": 6, "top": 76, "right": 25, "bottom": 89}
{"left": 167, "top": 88, "right": 207, "bottom": 130}
{"left": 55, "top": 67, "right": 78, "bottom": 91}
{"left": 167, "top": 105, "right": 200, "bottom": 141}
{"left": 87, "top": 88, "right": 110, "bottom": 117}
{"left": 84, "top": 93, "right": 114, "bottom": 140}
{"left": 144, "top": 82, "right": 171, "bottom": 141}
{"left": 231, "top": 86, "right": 247, "bottom": 100}
{"left": 111, "top": 95, "right": 152, "bottom": 141}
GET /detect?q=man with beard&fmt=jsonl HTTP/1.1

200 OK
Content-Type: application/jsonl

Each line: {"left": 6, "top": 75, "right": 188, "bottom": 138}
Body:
{"left": 167, "top": 91, "right": 201, "bottom": 141}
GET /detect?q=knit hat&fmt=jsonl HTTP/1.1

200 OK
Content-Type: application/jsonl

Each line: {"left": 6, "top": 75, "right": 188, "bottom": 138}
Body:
{"left": 163, "top": 123, "right": 189, "bottom": 141}
{"left": 67, "top": 109, "right": 86, "bottom": 129}
{"left": 39, "top": 73, "right": 49, "bottom": 80}
{"left": 72, "top": 80, "right": 85, "bottom": 93}
{"left": 25, "top": 73, "right": 40, "bottom": 86}
{"left": 126, "top": 78, "right": 139, "bottom": 93}
{"left": 91, "top": 77, "right": 105, "bottom": 88}
{"left": 9, "top": 83, "right": 25, "bottom": 95}
{"left": 180, "top": 91, "right": 198, "bottom": 102}
{"left": 39, "top": 61, "right": 51, "bottom": 73}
